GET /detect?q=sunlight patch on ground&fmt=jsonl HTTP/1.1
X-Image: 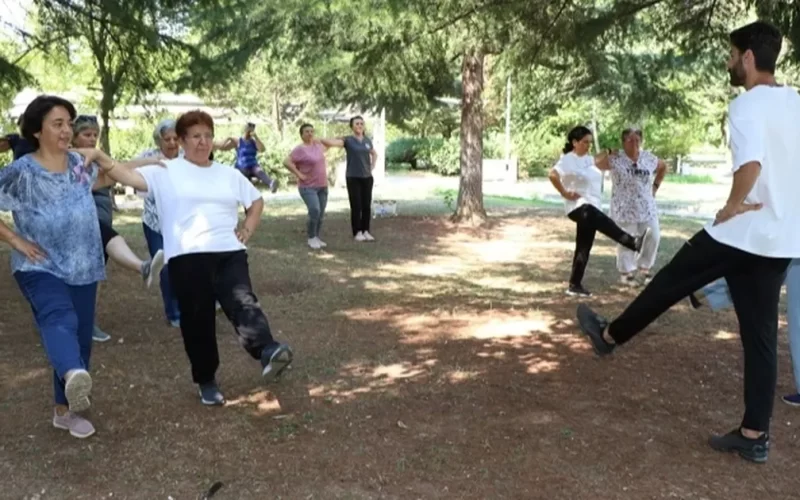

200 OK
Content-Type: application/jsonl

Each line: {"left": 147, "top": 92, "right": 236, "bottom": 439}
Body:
{"left": 471, "top": 318, "right": 553, "bottom": 339}
{"left": 226, "top": 390, "right": 282, "bottom": 415}
{"left": 713, "top": 330, "right": 737, "bottom": 340}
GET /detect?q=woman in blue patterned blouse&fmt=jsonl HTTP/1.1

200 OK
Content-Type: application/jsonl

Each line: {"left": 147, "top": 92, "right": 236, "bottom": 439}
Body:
{"left": 0, "top": 95, "right": 160, "bottom": 439}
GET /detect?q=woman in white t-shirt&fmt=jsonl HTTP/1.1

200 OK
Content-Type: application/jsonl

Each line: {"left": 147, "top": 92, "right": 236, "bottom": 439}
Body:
{"left": 549, "top": 126, "right": 651, "bottom": 297}
{"left": 80, "top": 110, "right": 294, "bottom": 407}
{"left": 606, "top": 128, "right": 667, "bottom": 286}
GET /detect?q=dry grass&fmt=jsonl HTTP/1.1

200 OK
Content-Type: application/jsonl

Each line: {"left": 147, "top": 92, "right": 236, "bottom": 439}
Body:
{"left": 1, "top": 205, "right": 798, "bottom": 499}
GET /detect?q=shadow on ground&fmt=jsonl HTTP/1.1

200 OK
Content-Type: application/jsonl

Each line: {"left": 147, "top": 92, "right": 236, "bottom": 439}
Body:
{"left": 0, "top": 207, "right": 797, "bottom": 499}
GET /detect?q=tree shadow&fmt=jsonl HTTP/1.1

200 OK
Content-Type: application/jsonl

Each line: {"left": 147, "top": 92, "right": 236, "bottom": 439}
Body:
{"left": 0, "top": 209, "right": 797, "bottom": 499}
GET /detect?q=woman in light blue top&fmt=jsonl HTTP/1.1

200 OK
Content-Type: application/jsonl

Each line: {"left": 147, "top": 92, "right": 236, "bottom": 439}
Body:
{"left": 0, "top": 95, "right": 155, "bottom": 439}
{"left": 138, "top": 120, "right": 182, "bottom": 327}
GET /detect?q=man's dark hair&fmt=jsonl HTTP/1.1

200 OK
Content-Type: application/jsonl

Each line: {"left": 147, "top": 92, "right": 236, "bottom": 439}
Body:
{"left": 21, "top": 95, "right": 77, "bottom": 150}
{"left": 730, "top": 21, "right": 783, "bottom": 74}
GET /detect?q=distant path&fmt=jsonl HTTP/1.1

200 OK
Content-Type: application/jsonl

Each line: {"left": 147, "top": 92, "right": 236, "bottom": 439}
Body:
{"left": 116, "top": 172, "right": 730, "bottom": 220}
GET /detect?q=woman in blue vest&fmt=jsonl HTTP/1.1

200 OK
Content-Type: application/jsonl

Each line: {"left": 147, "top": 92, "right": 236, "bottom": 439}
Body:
{"left": 234, "top": 123, "right": 278, "bottom": 193}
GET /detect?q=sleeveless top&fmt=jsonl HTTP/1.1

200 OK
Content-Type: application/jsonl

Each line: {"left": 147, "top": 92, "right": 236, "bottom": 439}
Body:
{"left": 609, "top": 150, "right": 659, "bottom": 223}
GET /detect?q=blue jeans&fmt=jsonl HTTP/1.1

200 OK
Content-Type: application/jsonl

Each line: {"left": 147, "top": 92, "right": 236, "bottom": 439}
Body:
{"left": 15, "top": 272, "right": 97, "bottom": 405}
{"left": 299, "top": 187, "right": 328, "bottom": 239}
{"left": 699, "top": 259, "right": 800, "bottom": 393}
{"left": 143, "top": 223, "right": 180, "bottom": 323}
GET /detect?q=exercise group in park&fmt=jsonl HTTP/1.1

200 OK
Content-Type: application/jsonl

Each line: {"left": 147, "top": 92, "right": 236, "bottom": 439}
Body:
{"left": 0, "top": 20, "right": 797, "bottom": 465}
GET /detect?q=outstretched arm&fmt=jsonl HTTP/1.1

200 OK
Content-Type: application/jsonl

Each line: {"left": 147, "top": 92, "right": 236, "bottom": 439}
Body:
{"left": 74, "top": 148, "right": 151, "bottom": 192}
{"left": 94, "top": 156, "right": 161, "bottom": 190}
{"left": 320, "top": 137, "right": 345, "bottom": 148}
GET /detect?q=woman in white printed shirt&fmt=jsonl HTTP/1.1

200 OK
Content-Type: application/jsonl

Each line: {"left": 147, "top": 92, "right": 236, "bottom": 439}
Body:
{"left": 549, "top": 126, "right": 652, "bottom": 297}
{"left": 606, "top": 128, "right": 667, "bottom": 285}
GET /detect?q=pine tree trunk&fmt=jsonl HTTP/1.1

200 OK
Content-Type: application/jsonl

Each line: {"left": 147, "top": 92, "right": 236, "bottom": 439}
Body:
{"left": 452, "top": 48, "right": 487, "bottom": 224}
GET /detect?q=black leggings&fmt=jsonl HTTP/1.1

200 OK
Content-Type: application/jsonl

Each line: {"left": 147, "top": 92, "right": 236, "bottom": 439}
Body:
{"left": 346, "top": 176, "right": 374, "bottom": 236}
{"left": 567, "top": 204, "right": 637, "bottom": 286}
{"left": 168, "top": 250, "right": 278, "bottom": 384}
{"left": 99, "top": 220, "right": 118, "bottom": 264}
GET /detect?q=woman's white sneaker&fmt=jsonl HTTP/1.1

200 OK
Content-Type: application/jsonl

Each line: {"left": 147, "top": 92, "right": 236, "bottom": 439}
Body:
{"left": 363, "top": 231, "right": 375, "bottom": 242}
{"left": 308, "top": 238, "right": 321, "bottom": 250}
{"left": 64, "top": 369, "right": 92, "bottom": 413}
{"left": 355, "top": 232, "right": 367, "bottom": 242}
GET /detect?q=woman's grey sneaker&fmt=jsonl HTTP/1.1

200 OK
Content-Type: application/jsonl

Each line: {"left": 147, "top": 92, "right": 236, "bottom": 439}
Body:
{"left": 269, "top": 179, "right": 279, "bottom": 193}
{"left": 708, "top": 428, "right": 769, "bottom": 464}
{"left": 261, "top": 343, "right": 294, "bottom": 381}
{"left": 142, "top": 249, "right": 165, "bottom": 288}
{"left": 169, "top": 319, "right": 181, "bottom": 328}
{"left": 92, "top": 325, "right": 111, "bottom": 342}
{"left": 64, "top": 369, "right": 92, "bottom": 412}
{"left": 198, "top": 381, "right": 225, "bottom": 406}
{"left": 53, "top": 409, "right": 96, "bottom": 438}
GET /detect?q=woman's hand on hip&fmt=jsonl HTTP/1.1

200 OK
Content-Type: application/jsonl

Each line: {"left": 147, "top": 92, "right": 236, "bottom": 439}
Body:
{"left": 9, "top": 235, "right": 46, "bottom": 262}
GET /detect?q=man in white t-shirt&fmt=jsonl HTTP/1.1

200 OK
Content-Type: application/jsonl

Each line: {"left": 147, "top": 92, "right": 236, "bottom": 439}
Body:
{"left": 576, "top": 21, "right": 800, "bottom": 463}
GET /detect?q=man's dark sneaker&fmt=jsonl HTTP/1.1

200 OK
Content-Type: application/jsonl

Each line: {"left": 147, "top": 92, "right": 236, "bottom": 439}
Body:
{"left": 634, "top": 227, "right": 652, "bottom": 255}
{"left": 688, "top": 293, "right": 703, "bottom": 309}
{"left": 708, "top": 428, "right": 769, "bottom": 464}
{"left": 576, "top": 303, "right": 615, "bottom": 356}
{"left": 198, "top": 381, "right": 225, "bottom": 406}
{"left": 261, "top": 343, "right": 294, "bottom": 381}
{"left": 782, "top": 393, "right": 800, "bottom": 407}
{"left": 566, "top": 284, "right": 592, "bottom": 297}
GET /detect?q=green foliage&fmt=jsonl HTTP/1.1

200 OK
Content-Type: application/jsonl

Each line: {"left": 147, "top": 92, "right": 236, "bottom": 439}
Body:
{"left": 665, "top": 174, "right": 714, "bottom": 184}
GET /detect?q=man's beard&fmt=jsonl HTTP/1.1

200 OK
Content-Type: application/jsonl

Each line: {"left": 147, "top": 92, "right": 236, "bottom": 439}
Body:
{"left": 728, "top": 63, "right": 745, "bottom": 86}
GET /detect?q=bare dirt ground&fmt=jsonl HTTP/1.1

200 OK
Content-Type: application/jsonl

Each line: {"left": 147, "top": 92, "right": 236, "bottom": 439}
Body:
{"left": 1, "top": 205, "right": 799, "bottom": 499}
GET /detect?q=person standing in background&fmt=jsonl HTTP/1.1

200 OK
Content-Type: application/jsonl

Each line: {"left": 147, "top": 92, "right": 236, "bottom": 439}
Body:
{"left": 606, "top": 128, "right": 667, "bottom": 286}
{"left": 285, "top": 123, "right": 329, "bottom": 250}
{"left": 321, "top": 116, "right": 377, "bottom": 242}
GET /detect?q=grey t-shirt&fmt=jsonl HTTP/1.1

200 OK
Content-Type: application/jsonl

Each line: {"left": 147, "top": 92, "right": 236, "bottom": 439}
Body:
{"left": 92, "top": 187, "right": 113, "bottom": 226}
{"left": 343, "top": 136, "right": 373, "bottom": 178}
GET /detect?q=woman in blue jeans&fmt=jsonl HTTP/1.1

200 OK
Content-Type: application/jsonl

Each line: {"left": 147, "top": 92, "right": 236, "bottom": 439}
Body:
{"left": 284, "top": 123, "right": 329, "bottom": 249}
{"left": 0, "top": 95, "right": 157, "bottom": 438}
{"left": 137, "top": 120, "right": 182, "bottom": 327}
{"left": 690, "top": 261, "right": 800, "bottom": 406}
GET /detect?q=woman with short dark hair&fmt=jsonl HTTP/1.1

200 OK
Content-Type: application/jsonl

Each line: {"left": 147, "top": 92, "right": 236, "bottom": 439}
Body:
{"left": 549, "top": 125, "right": 650, "bottom": 297}
{"left": 81, "top": 110, "right": 294, "bottom": 406}
{"left": 285, "top": 123, "right": 330, "bottom": 249}
{"left": 321, "top": 116, "right": 377, "bottom": 242}
{"left": 0, "top": 95, "right": 158, "bottom": 438}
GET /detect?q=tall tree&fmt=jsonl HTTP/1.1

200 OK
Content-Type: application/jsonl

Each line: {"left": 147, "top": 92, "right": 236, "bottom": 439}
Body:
{"left": 33, "top": 0, "right": 196, "bottom": 153}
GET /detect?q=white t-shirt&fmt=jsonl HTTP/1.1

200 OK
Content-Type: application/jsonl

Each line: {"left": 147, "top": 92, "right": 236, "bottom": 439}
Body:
{"left": 137, "top": 157, "right": 262, "bottom": 262}
{"left": 553, "top": 152, "right": 603, "bottom": 214}
{"left": 609, "top": 150, "right": 658, "bottom": 223}
{"left": 705, "top": 85, "right": 800, "bottom": 258}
